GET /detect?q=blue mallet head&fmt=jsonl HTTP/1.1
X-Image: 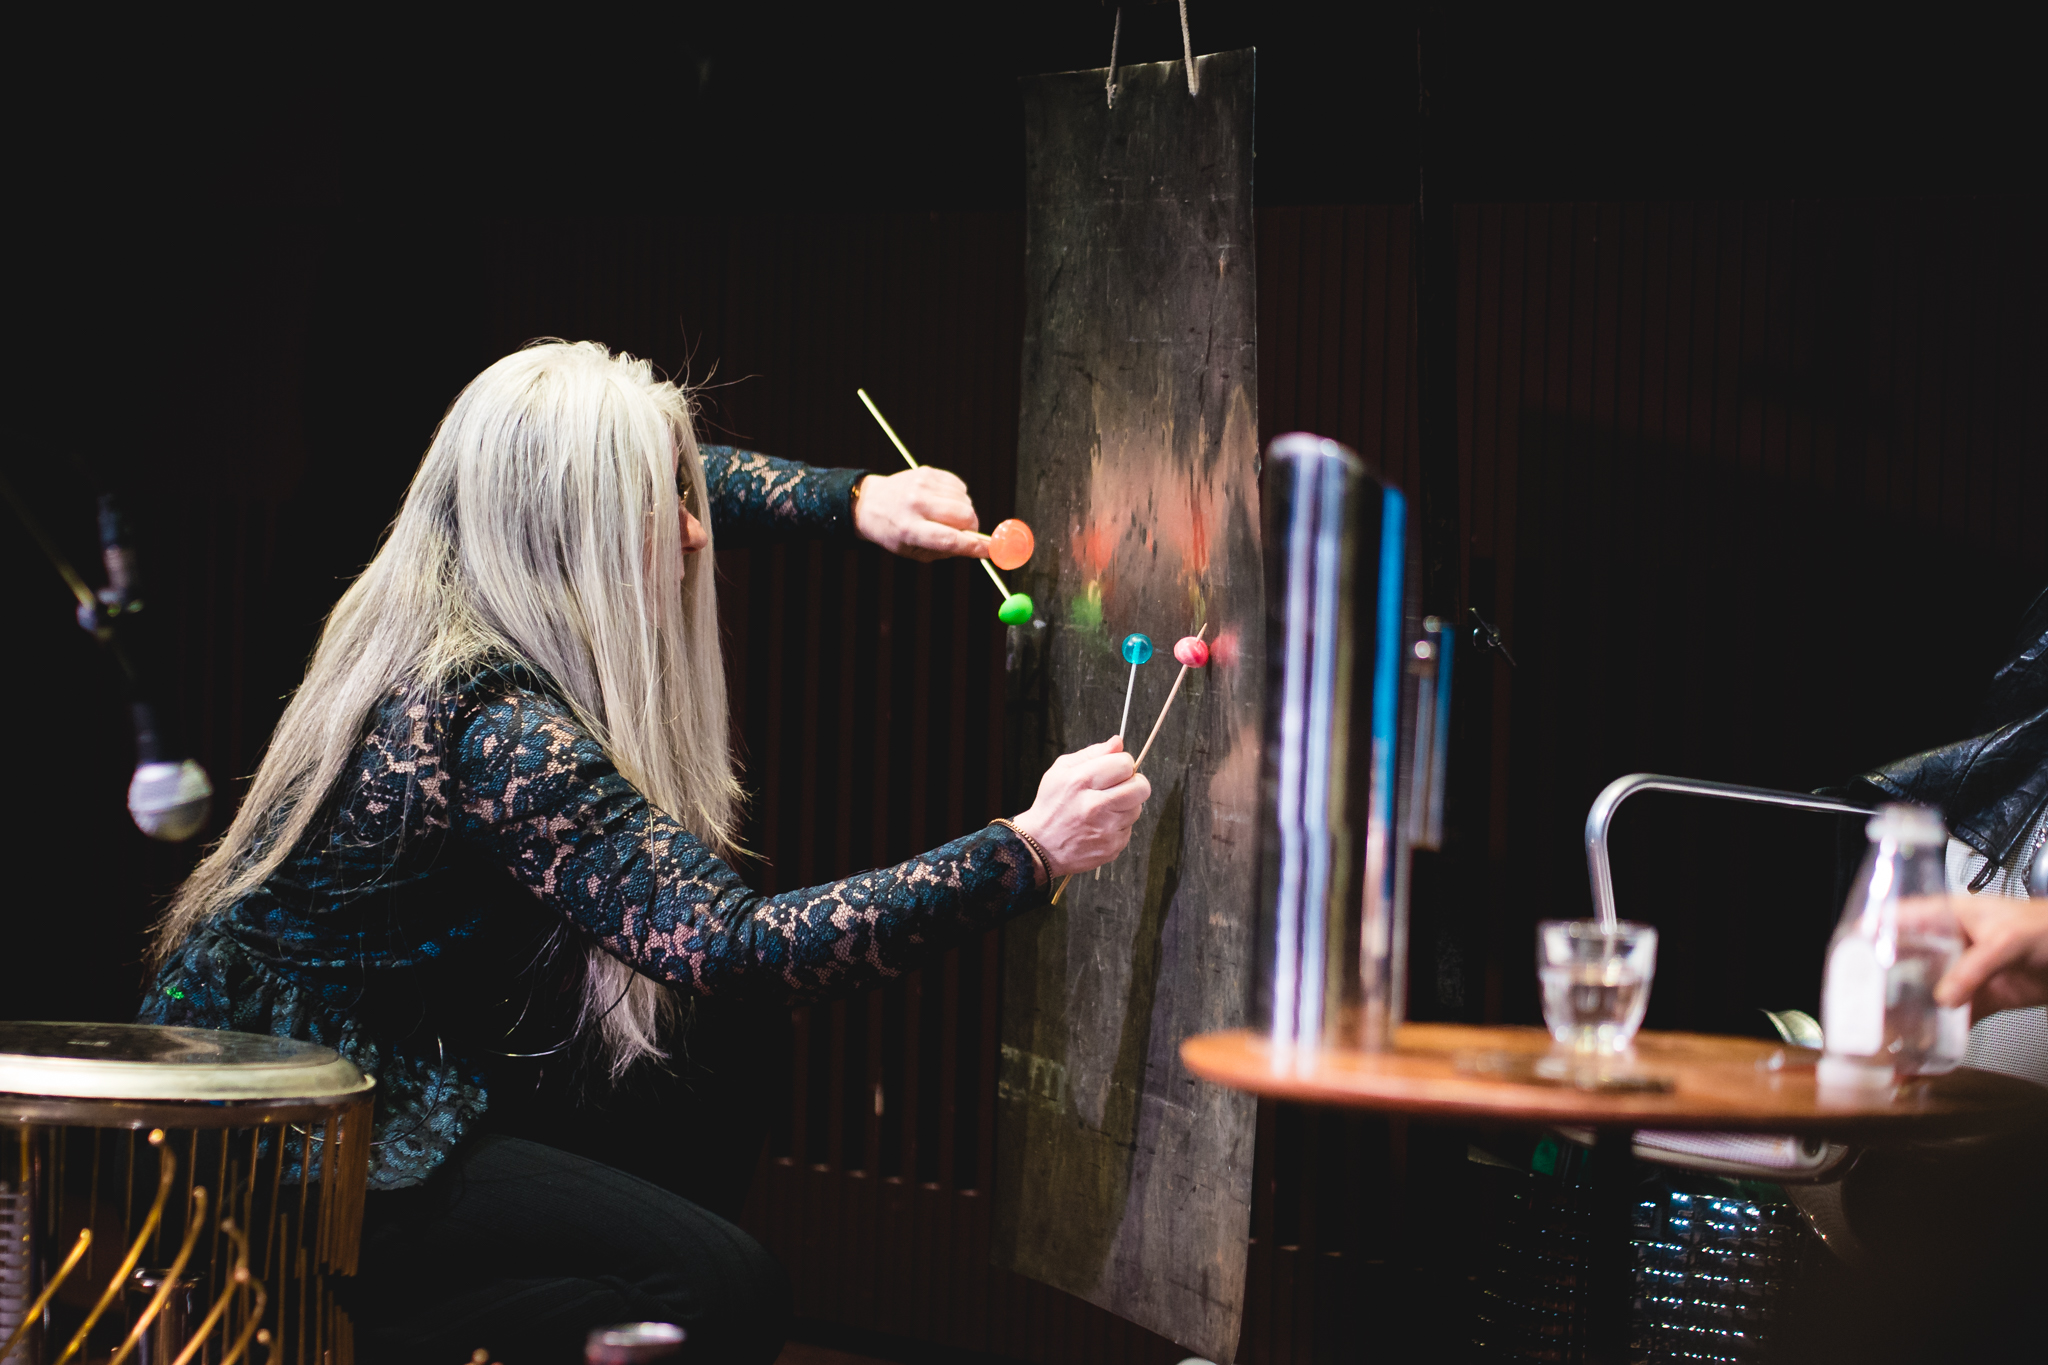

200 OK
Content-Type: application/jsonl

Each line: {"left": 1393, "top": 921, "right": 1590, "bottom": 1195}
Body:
{"left": 1121, "top": 633, "right": 1154, "bottom": 666}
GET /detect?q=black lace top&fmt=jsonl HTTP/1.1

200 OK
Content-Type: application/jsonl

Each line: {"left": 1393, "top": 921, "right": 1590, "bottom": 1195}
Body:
{"left": 139, "top": 447, "right": 1044, "bottom": 1188}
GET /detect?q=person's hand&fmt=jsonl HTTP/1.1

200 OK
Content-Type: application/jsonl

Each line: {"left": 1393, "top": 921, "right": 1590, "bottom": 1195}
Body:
{"left": 1934, "top": 894, "right": 2048, "bottom": 1018}
{"left": 1009, "top": 737, "right": 1151, "bottom": 882}
{"left": 853, "top": 467, "right": 987, "bottom": 561}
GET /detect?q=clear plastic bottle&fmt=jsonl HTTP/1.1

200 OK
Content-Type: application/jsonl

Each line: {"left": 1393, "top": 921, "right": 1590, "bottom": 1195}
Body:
{"left": 1818, "top": 803, "right": 1969, "bottom": 1089}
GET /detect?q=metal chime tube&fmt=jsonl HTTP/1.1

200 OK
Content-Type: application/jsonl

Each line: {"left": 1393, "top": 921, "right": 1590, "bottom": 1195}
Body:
{"left": 0, "top": 1138, "right": 36, "bottom": 1365}
{"left": 1255, "top": 434, "right": 1409, "bottom": 1066}
{"left": 125, "top": 1268, "right": 201, "bottom": 1365}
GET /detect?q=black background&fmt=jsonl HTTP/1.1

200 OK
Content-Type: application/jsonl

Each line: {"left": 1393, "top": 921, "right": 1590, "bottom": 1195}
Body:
{"left": 4, "top": 0, "right": 2040, "bottom": 1220}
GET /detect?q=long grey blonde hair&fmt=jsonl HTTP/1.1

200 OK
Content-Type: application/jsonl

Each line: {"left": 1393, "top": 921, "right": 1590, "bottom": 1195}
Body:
{"left": 155, "top": 340, "right": 739, "bottom": 1077}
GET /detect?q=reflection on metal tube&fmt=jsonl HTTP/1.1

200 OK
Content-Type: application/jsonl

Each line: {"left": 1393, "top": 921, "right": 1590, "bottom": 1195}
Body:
{"left": 1407, "top": 616, "right": 1453, "bottom": 852}
{"left": 1583, "top": 773, "right": 1871, "bottom": 928}
{"left": 0, "top": 1163, "right": 39, "bottom": 1365}
{"left": 1256, "top": 434, "right": 1409, "bottom": 1066}
{"left": 123, "top": 1263, "right": 203, "bottom": 1365}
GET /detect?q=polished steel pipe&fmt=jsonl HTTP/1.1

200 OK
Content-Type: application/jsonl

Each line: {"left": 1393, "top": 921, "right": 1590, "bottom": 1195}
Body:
{"left": 1585, "top": 773, "right": 1872, "bottom": 928}
{"left": 125, "top": 1269, "right": 201, "bottom": 1365}
{"left": 0, "top": 1165, "right": 33, "bottom": 1365}
{"left": 1255, "top": 434, "right": 1409, "bottom": 1061}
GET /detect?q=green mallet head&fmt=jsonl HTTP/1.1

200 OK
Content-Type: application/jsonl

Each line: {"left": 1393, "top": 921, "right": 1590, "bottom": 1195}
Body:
{"left": 997, "top": 592, "right": 1035, "bottom": 625}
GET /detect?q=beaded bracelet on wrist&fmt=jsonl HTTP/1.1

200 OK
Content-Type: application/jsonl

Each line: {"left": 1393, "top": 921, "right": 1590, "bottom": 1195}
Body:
{"left": 988, "top": 818, "right": 1053, "bottom": 883}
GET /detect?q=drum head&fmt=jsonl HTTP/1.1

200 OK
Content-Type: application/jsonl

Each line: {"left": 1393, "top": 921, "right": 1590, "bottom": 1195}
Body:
{"left": 0, "top": 1022, "right": 371, "bottom": 1103}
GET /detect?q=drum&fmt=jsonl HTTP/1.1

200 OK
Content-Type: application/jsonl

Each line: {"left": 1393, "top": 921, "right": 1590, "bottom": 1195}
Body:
{"left": 1, "top": 1023, "right": 373, "bottom": 1364}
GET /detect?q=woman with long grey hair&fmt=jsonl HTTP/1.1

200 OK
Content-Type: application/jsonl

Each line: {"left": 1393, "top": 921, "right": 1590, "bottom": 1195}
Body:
{"left": 142, "top": 340, "right": 1149, "bottom": 1363}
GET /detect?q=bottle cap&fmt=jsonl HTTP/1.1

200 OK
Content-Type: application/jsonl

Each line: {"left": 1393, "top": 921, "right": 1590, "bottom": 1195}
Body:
{"left": 585, "top": 1323, "right": 686, "bottom": 1363}
{"left": 1865, "top": 803, "right": 1946, "bottom": 847}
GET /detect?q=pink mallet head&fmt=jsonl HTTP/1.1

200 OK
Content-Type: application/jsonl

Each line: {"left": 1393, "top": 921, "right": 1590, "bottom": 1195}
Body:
{"left": 1173, "top": 636, "right": 1210, "bottom": 668}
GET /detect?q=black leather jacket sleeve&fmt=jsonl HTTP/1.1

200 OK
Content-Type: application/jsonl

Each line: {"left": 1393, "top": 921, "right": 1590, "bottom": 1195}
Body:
{"left": 1853, "top": 585, "right": 2048, "bottom": 889}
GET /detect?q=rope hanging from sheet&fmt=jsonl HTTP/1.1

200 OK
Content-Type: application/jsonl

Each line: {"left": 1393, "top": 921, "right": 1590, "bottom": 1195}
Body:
{"left": 1179, "top": 0, "right": 1199, "bottom": 94}
{"left": 1106, "top": 3, "right": 1199, "bottom": 107}
{"left": 1106, "top": 7, "right": 1121, "bottom": 106}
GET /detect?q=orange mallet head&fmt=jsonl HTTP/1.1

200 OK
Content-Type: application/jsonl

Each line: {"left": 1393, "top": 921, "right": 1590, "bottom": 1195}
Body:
{"left": 987, "top": 518, "right": 1035, "bottom": 571}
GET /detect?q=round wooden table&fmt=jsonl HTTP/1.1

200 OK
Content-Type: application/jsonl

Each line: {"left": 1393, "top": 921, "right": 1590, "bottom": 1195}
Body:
{"left": 1182, "top": 1024, "right": 2048, "bottom": 1363}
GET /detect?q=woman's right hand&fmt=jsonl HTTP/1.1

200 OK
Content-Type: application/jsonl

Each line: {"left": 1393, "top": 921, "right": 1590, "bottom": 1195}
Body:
{"left": 1935, "top": 894, "right": 2048, "bottom": 1019}
{"left": 1009, "top": 736, "right": 1152, "bottom": 882}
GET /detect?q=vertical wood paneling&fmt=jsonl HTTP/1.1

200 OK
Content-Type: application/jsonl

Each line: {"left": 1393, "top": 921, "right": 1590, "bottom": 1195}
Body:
{"left": 346, "top": 200, "right": 2042, "bottom": 1365}
{"left": 1454, "top": 198, "right": 2043, "bottom": 1044}
{"left": 655, "top": 210, "right": 1184, "bottom": 1361}
{"left": 29, "top": 198, "right": 2028, "bottom": 1365}
{"left": 1258, "top": 205, "right": 1421, "bottom": 488}
{"left": 1244, "top": 197, "right": 2040, "bottom": 1361}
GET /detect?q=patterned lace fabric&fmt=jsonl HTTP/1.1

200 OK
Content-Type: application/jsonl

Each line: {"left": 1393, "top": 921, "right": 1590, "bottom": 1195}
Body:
{"left": 699, "top": 444, "right": 866, "bottom": 543}
{"left": 141, "top": 452, "right": 1043, "bottom": 1190}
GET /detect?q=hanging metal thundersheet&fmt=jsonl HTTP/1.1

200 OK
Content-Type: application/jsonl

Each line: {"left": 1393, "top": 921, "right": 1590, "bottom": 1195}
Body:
{"left": 994, "top": 49, "right": 1260, "bottom": 1362}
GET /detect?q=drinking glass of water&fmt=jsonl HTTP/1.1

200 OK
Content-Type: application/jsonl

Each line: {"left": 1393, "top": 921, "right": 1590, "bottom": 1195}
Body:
{"left": 1539, "top": 920, "right": 1658, "bottom": 1053}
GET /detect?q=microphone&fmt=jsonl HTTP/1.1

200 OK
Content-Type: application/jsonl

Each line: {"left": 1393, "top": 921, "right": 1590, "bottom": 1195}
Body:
{"left": 5, "top": 476, "right": 214, "bottom": 839}
{"left": 95, "top": 496, "right": 214, "bottom": 842}
{"left": 127, "top": 703, "right": 213, "bottom": 842}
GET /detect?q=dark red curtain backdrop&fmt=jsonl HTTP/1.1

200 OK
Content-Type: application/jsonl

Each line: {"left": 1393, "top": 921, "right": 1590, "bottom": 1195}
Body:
{"left": 3, "top": 200, "right": 2038, "bottom": 1361}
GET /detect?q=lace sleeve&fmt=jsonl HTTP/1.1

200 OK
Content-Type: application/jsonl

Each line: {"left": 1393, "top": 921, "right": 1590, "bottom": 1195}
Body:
{"left": 452, "top": 687, "right": 1042, "bottom": 999}
{"left": 699, "top": 444, "right": 868, "bottom": 544}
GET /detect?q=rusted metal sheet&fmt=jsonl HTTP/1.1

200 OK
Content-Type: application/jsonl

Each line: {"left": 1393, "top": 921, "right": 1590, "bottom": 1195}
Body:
{"left": 994, "top": 49, "right": 1262, "bottom": 1362}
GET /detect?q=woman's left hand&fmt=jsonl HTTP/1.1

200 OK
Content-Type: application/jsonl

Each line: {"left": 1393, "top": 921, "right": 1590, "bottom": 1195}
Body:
{"left": 853, "top": 468, "right": 988, "bottom": 561}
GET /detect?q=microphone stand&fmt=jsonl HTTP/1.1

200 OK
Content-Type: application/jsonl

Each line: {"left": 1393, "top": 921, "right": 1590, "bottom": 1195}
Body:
{"left": 1, "top": 475, "right": 213, "bottom": 840}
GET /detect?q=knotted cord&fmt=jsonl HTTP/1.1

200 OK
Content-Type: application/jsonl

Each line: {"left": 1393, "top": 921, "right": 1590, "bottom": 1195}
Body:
{"left": 1179, "top": 0, "right": 1199, "bottom": 94}
{"left": 1107, "top": 4, "right": 1199, "bottom": 105}
{"left": 1106, "top": 7, "right": 1122, "bottom": 107}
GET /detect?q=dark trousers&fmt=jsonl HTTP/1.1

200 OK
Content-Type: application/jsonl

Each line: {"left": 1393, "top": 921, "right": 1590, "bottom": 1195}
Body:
{"left": 342, "top": 1135, "right": 789, "bottom": 1365}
